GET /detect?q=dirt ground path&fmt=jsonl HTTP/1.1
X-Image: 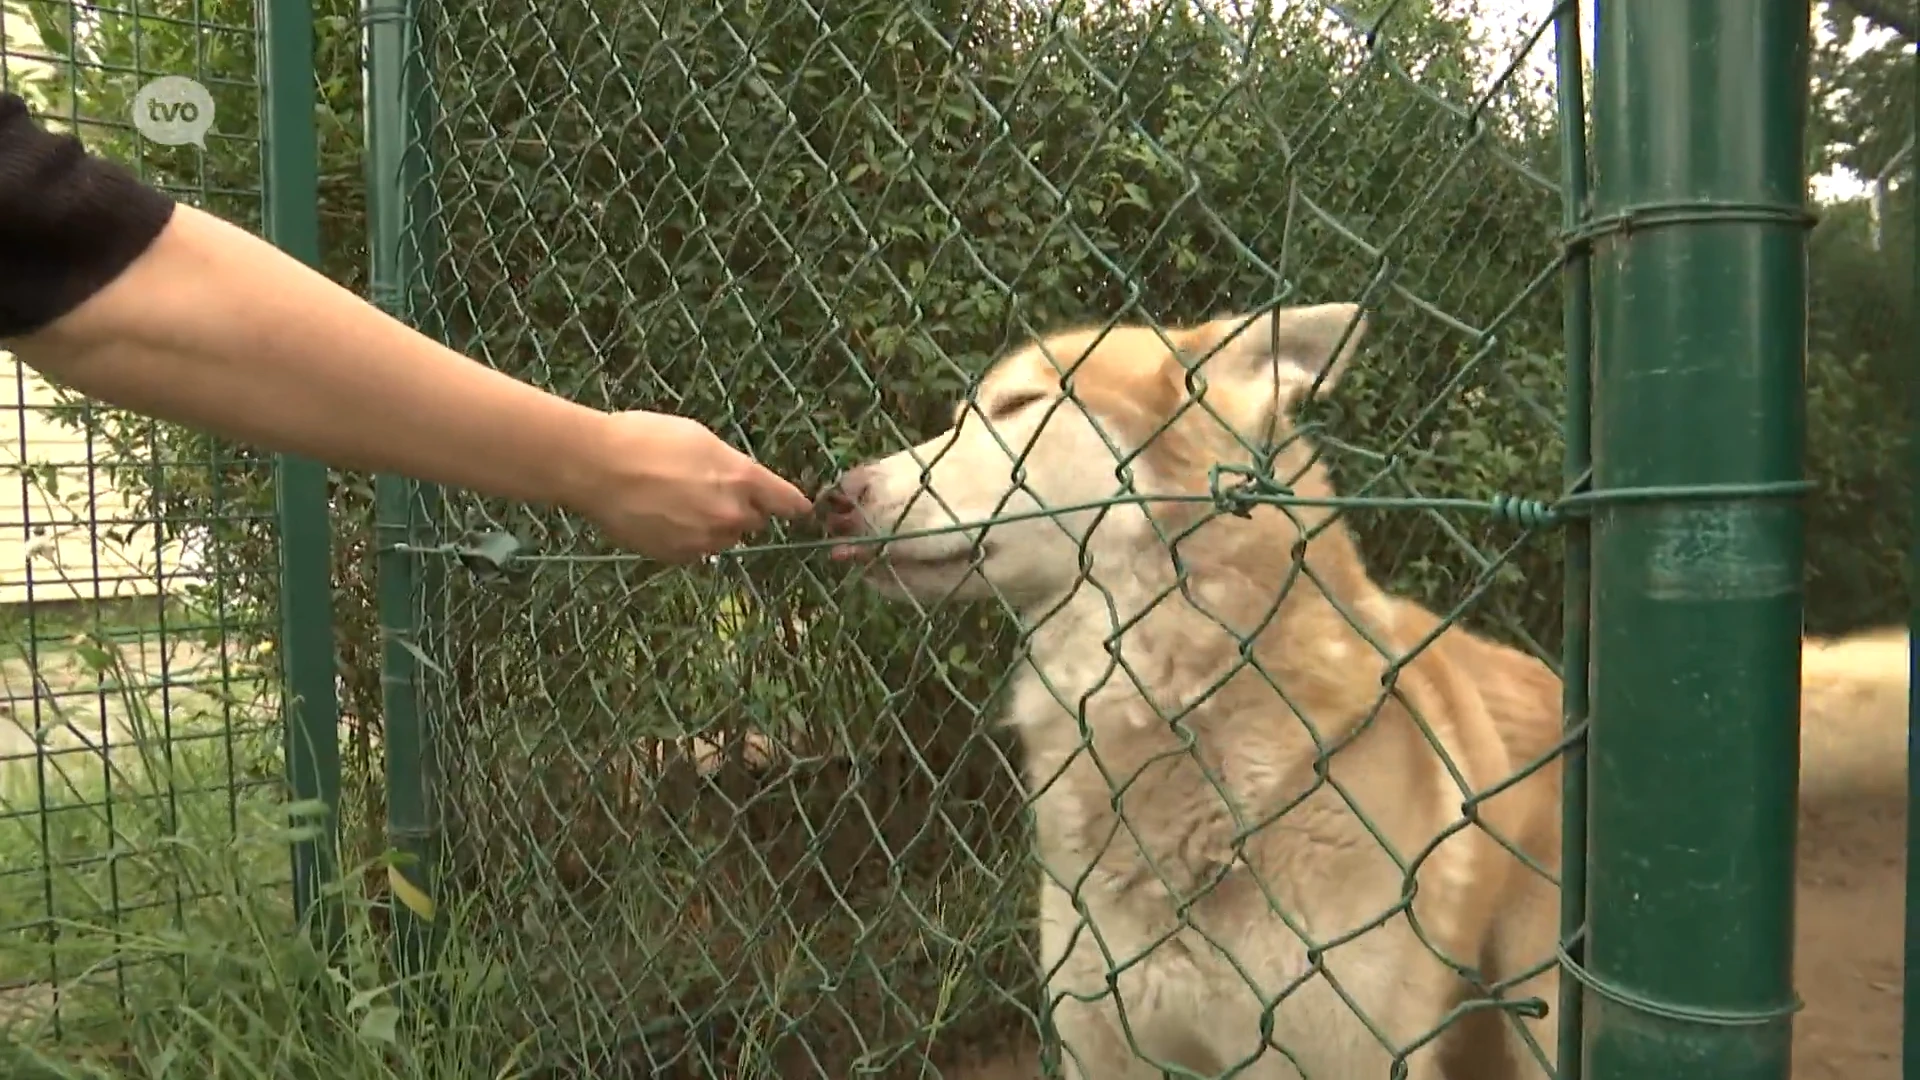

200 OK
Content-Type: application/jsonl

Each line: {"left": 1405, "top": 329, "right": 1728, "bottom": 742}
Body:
{"left": 1794, "top": 786, "right": 1903, "bottom": 1080}
{"left": 943, "top": 768, "right": 1910, "bottom": 1080}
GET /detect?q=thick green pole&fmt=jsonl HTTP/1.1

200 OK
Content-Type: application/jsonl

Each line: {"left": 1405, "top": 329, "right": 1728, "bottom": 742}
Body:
{"left": 1586, "top": 4, "right": 1809, "bottom": 1080}
{"left": 364, "top": 0, "right": 442, "bottom": 984}
{"left": 1904, "top": 31, "right": 1919, "bottom": 1080}
{"left": 261, "top": 0, "right": 344, "bottom": 953}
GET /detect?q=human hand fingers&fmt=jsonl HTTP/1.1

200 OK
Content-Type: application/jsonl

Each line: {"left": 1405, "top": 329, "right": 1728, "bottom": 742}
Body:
{"left": 744, "top": 464, "right": 813, "bottom": 519}
{"left": 706, "top": 443, "right": 809, "bottom": 520}
{"left": 709, "top": 506, "right": 765, "bottom": 547}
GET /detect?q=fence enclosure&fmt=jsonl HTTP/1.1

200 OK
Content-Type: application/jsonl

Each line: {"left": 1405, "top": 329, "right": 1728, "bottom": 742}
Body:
{"left": 0, "top": 0, "right": 341, "bottom": 1043}
{"left": 0, "top": 1, "right": 1837, "bottom": 1078}
{"left": 362, "top": 0, "right": 1810, "bottom": 1076}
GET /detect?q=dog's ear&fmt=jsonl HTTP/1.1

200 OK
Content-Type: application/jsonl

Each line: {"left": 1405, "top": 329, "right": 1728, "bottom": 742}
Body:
{"left": 1179, "top": 302, "right": 1367, "bottom": 437}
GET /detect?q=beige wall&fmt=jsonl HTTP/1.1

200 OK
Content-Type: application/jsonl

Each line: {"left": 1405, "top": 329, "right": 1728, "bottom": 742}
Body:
{"left": 2, "top": 2, "right": 55, "bottom": 114}
{"left": 0, "top": 354, "right": 202, "bottom": 609}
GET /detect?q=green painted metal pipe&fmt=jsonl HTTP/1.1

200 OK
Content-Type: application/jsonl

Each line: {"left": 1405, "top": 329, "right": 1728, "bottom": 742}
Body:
{"left": 363, "top": 0, "right": 444, "bottom": 984}
{"left": 260, "top": 0, "right": 344, "bottom": 953}
{"left": 1904, "top": 29, "right": 1919, "bottom": 1080}
{"left": 1586, "top": 3, "right": 1809, "bottom": 1079}
{"left": 1552, "top": 6, "right": 1591, "bottom": 1079}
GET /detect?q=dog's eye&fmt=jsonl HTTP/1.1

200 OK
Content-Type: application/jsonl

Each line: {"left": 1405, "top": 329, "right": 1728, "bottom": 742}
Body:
{"left": 984, "top": 392, "right": 1046, "bottom": 419}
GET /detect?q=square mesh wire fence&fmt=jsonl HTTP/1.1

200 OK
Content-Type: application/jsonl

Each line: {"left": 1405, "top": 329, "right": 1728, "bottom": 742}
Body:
{"left": 0, "top": 0, "right": 299, "bottom": 1045}
{"left": 371, "top": 0, "right": 1583, "bottom": 1076}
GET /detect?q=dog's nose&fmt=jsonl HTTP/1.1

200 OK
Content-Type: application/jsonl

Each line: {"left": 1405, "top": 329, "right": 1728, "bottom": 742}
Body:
{"left": 816, "top": 484, "right": 856, "bottom": 518}
{"left": 814, "top": 469, "right": 872, "bottom": 535}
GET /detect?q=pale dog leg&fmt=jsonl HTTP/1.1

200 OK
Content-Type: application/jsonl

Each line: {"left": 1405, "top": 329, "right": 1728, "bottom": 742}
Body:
{"left": 1484, "top": 872, "right": 1563, "bottom": 1080}
{"left": 1043, "top": 896, "right": 1465, "bottom": 1079}
{"left": 1240, "top": 939, "right": 1459, "bottom": 1080}
{"left": 1040, "top": 884, "right": 1200, "bottom": 1079}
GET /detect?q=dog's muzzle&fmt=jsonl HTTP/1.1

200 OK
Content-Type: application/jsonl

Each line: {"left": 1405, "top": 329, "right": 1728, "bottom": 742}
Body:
{"left": 815, "top": 470, "right": 875, "bottom": 562}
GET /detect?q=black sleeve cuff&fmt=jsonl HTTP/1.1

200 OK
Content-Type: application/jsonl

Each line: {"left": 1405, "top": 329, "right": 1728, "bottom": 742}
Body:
{"left": 0, "top": 92, "right": 178, "bottom": 340}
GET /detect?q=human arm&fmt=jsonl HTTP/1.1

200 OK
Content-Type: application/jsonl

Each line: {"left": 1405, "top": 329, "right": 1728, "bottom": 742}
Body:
{"left": 0, "top": 93, "right": 810, "bottom": 560}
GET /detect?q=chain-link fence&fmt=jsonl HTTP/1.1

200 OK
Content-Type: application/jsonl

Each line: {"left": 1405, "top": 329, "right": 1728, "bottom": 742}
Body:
{"left": 0, "top": 0, "right": 336, "bottom": 1049}
{"left": 0, "top": 0, "right": 1840, "bottom": 1076}
{"left": 373, "top": 1, "right": 1586, "bottom": 1076}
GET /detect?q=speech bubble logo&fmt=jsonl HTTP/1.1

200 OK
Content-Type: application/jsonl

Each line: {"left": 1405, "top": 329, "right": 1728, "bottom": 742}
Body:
{"left": 131, "top": 75, "right": 215, "bottom": 148}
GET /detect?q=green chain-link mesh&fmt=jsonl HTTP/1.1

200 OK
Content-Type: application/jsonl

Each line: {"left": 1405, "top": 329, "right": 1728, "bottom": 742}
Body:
{"left": 381, "top": 1, "right": 1575, "bottom": 1076}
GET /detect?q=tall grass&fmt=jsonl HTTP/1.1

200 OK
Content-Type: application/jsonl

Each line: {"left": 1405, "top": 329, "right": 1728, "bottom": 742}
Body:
{"left": 0, "top": 598, "right": 1022, "bottom": 1080}
{"left": 0, "top": 602, "right": 555, "bottom": 1079}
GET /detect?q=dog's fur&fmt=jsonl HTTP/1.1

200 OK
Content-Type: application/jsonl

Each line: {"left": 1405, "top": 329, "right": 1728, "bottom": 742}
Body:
{"left": 822, "top": 305, "right": 1562, "bottom": 1078}
{"left": 819, "top": 304, "right": 1912, "bottom": 1079}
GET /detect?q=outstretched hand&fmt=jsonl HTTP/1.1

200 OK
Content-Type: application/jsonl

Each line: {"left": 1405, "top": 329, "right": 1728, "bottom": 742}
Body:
{"left": 566, "top": 411, "right": 813, "bottom": 563}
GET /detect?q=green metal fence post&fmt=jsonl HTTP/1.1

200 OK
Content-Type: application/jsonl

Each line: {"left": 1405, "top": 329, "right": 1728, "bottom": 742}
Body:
{"left": 1904, "top": 27, "right": 1919, "bottom": 1080}
{"left": 260, "top": 0, "right": 344, "bottom": 954}
{"left": 1585, "top": 2, "right": 1810, "bottom": 1078}
{"left": 1552, "top": 5, "right": 1592, "bottom": 1078}
{"left": 364, "top": 0, "right": 443, "bottom": 986}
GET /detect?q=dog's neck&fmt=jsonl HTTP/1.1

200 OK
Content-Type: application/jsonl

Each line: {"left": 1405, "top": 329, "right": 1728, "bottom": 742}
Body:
{"left": 1001, "top": 507, "right": 1389, "bottom": 738}
{"left": 1015, "top": 543, "right": 1180, "bottom": 656}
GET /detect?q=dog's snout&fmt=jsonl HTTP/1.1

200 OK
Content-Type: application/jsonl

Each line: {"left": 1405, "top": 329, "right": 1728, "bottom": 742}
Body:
{"left": 815, "top": 469, "right": 874, "bottom": 536}
{"left": 816, "top": 484, "right": 855, "bottom": 517}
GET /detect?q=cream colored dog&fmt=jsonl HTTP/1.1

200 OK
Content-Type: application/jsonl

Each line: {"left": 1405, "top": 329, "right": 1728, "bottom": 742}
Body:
{"left": 814, "top": 304, "right": 1912, "bottom": 1078}
{"left": 818, "top": 304, "right": 1563, "bottom": 1079}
